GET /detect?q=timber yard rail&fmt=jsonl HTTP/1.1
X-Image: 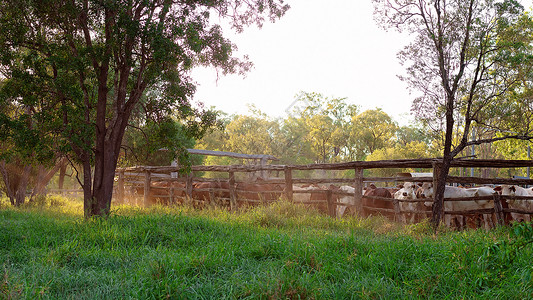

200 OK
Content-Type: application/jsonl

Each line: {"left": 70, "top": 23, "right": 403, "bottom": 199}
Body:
{"left": 114, "top": 158, "right": 533, "bottom": 226}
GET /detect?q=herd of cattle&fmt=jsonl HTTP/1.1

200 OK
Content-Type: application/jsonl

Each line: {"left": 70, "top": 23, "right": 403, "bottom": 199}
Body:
{"left": 132, "top": 180, "right": 533, "bottom": 229}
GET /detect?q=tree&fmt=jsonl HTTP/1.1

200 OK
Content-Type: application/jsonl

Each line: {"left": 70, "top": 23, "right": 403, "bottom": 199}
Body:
{"left": 396, "top": 124, "right": 433, "bottom": 147}
{"left": 225, "top": 108, "right": 282, "bottom": 159}
{"left": 284, "top": 92, "right": 359, "bottom": 163}
{"left": 0, "top": 158, "right": 65, "bottom": 206}
{"left": 121, "top": 117, "right": 200, "bottom": 168}
{"left": 305, "top": 114, "right": 336, "bottom": 163}
{"left": 366, "top": 141, "right": 435, "bottom": 177}
{"left": 0, "top": 0, "right": 289, "bottom": 218}
{"left": 349, "top": 108, "right": 398, "bottom": 160}
{"left": 375, "top": 0, "right": 533, "bottom": 228}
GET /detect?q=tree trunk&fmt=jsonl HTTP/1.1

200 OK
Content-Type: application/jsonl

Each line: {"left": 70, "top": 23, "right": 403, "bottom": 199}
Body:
{"left": 58, "top": 160, "right": 67, "bottom": 190}
{"left": 431, "top": 157, "right": 452, "bottom": 229}
{"left": 82, "top": 156, "right": 95, "bottom": 219}
{"left": 0, "top": 161, "right": 15, "bottom": 206}
{"left": 432, "top": 85, "right": 456, "bottom": 229}
{"left": 14, "top": 165, "right": 31, "bottom": 206}
{"left": 29, "top": 158, "right": 66, "bottom": 201}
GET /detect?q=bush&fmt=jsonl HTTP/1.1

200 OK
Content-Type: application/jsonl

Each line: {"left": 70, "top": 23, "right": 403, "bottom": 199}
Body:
{"left": 22, "top": 194, "right": 69, "bottom": 208}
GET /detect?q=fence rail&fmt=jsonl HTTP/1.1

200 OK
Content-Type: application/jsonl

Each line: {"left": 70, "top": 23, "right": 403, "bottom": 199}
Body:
{"left": 115, "top": 158, "right": 533, "bottom": 227}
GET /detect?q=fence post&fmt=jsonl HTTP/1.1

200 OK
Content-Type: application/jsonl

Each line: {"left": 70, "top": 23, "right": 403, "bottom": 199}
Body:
{"left": 326, "top": 189, "right": 335, "bottom": 217}
{"left": 432, "top": 161, "right": 443, "bottom": 225}
{"left": 143, "top": 171, "right": 151, "bottom": 207}
{"left": 284, "top": 166, "right": 293, "bottom": 202}
{"left": 229, "top": 171, "right": 237, "bottom": 211}
{"left": 353, "top": 167, "right": 363, "bottom": 217}
{"left": 493, "top": 193, "right": 505, "bottom": 226}
{"left": 186, "top": 173, "right": 193, "bottom": 202}
{"left": 392, "top": 197, "right": 401, "bottom": 223}
{"left": 169, "top": 184, "right": 175, "bottom": 205}
{"left": 260, "top": 157, "right": 268, "bottom": 179}
{"left": 209, "top": 190, "right": 215, "bottom": 208}
{"left": 117, "top": 169, "right": 124, "bottom": 204}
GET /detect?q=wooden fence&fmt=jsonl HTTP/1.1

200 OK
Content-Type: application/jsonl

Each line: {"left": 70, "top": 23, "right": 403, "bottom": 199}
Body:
{"left": 115, "top": 158, "right": 533, "bottom": 225}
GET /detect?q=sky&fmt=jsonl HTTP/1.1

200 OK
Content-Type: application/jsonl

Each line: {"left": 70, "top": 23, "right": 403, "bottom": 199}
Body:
{"left": 191, "top": 0, "right": 533, "bottom": 126}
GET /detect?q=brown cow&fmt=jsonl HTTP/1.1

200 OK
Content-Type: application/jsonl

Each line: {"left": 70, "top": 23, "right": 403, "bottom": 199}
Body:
{"left": 305, "top": 184, "right": 330, "bottom": 214}
{"left": 332, "top": 185, "right": 356, "bottom": 217}
{"left": 362, "top": 184, "right": 394, "bottom": 220}
{"left": 235, "top": 181, "right": 284, "bottom": 207}
{"left": 138, "top": 180, "right": 187, "bottom": 206}
{"left": 191, "top": 181, "right": 230, "bottom": 208}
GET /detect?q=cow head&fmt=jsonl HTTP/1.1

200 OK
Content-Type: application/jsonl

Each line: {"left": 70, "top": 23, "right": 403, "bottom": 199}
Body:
{"left": 417, "top": 182, "right": 434, "bottom": 207}
{"left": 394, "top": 182, "right": 417, "bottom": 199}
{"left": 494, "top": 185, "right": 517, "bottom": 196}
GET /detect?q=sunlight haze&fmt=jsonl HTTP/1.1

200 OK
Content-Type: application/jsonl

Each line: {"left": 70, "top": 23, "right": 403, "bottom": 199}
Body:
{"left": 191, "top": 0, "right": 533, "bottom": 125}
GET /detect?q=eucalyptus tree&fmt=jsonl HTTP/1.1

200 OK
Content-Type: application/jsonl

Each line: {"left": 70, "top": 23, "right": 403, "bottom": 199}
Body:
{"left": 225, "top": 111, "right": 282, "bottom": 159}
{"left": 349, "top": 108, "right": 398, "bottom": 160}
{"left": 284, "top": 91, "right": 359, "bottom": 163}
{"left": 0, "top": 0, "right": 289, "bottom": 218}
{"left": 374, "top": 0, "right": 533, "bottom": 227}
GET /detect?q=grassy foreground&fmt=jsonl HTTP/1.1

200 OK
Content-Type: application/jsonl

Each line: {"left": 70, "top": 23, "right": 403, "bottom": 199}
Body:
{"left": 0, "top": 196, "right": 532, "bottom": 299}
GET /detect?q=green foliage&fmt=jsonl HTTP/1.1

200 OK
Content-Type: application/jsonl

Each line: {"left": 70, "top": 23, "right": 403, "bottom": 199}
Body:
{"left": 365, "top": 141, "right": 435, "bottom": 177}
{"left": 225, "top": 109, "right": 282, "bottom": 158}
{"left": 478, "top": 222, "right": 533, "bottom": 290}
{"left": 286, "top": 92, "right": 360, "bottom": 163}
{"left": 195, "top": 93, "right": 442, "bottom": 166}
{"left": 349, "top": 108, "right": 398, "bottom": 160}
{"left": 121, "top": 117, "right": 199, "bottom": 169}
{"left": 23, "top": 194, "right": 68, "bottom": 209}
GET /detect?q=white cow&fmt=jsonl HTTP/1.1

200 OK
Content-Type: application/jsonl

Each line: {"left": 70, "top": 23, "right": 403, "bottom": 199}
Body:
{"left": 292, "top": 185, "right": 314, "bottom": 203}
{"left": 493, "top": 185, "right": 533, "bottom": 222}
{"left": 394, "top": 182, "right": 419, "bottom": 223}
{"left": 335, "top": 185, "right": 356, "bottom": 218}
{"left": 419, "top": 183, "right": 495, "bottom": 229}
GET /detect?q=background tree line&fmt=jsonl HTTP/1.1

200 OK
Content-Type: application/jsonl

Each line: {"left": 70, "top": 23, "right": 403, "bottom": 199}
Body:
{"left": 196, "top": 91, "right": 437, "bottom": 167}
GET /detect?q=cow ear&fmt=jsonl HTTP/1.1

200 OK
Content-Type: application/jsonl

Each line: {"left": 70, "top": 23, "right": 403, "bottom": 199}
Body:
{"left": 510, "top": 186, "right": 516, "bottom": 192}
{"left": 369, "top": 183, "right": 377, "bottom": 189}
{"left": 493, "top": 186, "right": 502, "bottom": 192}
{"left": 417, "top": 182, "right": 423, "bottom": 187}
{"left": 397, "top": 184, "right": 404, "bottom": 189}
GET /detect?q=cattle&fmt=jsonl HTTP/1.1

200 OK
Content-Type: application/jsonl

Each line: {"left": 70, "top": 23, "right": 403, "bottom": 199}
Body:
{"left": 292, "top": 184, "right": 331, "bottom": 214}
{"left": 334, "top": 185, "right": 356, "bottom": 218}
{"left": 191, "top": 181, "right": 230, "bottom": 208}
{"left": 394, "top": 182, "right": 421, "bottom": 224}
{"left": 419, "top": 183, "right": 495, "bottom": 229}
{"left": 235, "top": 181, "right": 284, "bottom": 207}
{"left": 362, "top": 184, "right": 394, "bottom": 220}
{"left": 493, "top": 185, "right": 533, "bottom": 222}
{"left": 136, "top": 181, "right": 187, "bottom": 206}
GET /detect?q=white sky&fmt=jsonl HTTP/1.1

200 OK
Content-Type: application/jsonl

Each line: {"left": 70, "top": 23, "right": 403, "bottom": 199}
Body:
{"left": 191, "top": 0, "right": 533, "bottom": 126}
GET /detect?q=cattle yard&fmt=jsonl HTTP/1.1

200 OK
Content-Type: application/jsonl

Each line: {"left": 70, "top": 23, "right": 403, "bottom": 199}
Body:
{"left": 115, "top": 159, "right": 533, "bottom": 229}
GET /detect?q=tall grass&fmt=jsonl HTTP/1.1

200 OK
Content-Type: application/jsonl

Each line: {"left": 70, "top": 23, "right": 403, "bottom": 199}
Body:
{"left": 0, "top": 196, "right": 532, "bottom": 299}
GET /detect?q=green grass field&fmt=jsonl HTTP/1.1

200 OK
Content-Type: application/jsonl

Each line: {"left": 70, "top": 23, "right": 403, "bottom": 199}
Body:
{"left": 1, "top": 196, "right": 532, "bottom": 299}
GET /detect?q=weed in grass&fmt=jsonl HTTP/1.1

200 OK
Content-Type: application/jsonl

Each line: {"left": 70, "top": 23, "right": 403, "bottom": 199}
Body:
{"left": 273, "top": 278, "right": 313, "bottom": 300}
{"left": 22, "top": 194, "right": 69, "bottom": 209}
{"left": 0, "top": 197, "right": 9, "bottom": 209}
{"left": 1, "top": 265, "right": 22, "bottom": 300}
{"left": 477, "top": 222, "right": 533, "bottom": 291}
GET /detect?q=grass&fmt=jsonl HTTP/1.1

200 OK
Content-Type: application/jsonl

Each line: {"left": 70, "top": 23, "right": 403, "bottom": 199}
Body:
{"left": 0, "top": 196, "right": 532, "bottom": 299}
